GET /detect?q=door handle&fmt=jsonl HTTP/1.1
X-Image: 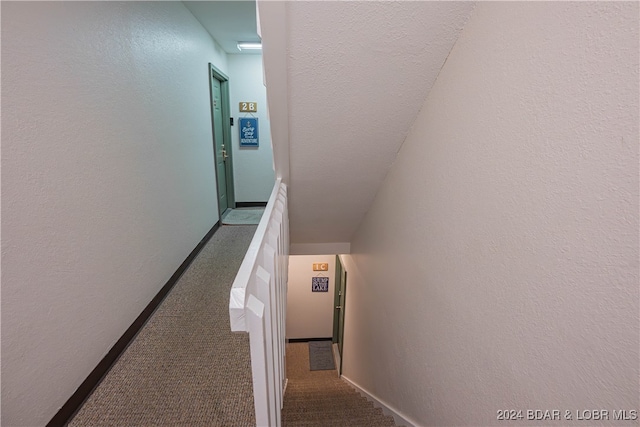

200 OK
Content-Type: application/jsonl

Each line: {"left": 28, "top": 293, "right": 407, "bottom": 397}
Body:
{"left": 336, "top": 306, "right": 342, "bottom": 309}
{"left": 221, "top": 144, "right": 229, "bottom": 161}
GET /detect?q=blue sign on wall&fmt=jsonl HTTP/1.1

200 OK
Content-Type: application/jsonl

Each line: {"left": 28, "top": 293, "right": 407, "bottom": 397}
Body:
{"left": 312, "top": 277, "right": 329, "bottom": 292}
{"left": 239, "top": 117, "right": 259, "bottom": 147}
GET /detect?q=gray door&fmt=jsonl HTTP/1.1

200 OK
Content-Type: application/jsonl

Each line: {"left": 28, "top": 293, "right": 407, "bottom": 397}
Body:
{"left": 333, "top": 256, "right": 347, "bottom": 374}
{"left": 211, "top": 76, "right": 228, "bottom": 213}
{"left": 337, "top": 269, "right": 347, "bottom": 361}
{"left": 210, "top": 64, "right": 234, "bottom": 215}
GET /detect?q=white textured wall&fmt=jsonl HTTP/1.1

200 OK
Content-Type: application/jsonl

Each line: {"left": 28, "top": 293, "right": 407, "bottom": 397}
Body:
{"left": 287, "top": 255, "right": 335, "bottom": 339}
{"left": 257, "top": 0, "right": 290, "bottom": 185}
{"left": 290, "top": 242, "right": 351, "bottom": 256}
{"left": 228, "top": 54, "right": 275, "bottom": 202}
{"left": 1, "top": 2, "right": 228, "bottom": 425}
{"left": 342, "top": 2, "right": 639, "bottom": 426}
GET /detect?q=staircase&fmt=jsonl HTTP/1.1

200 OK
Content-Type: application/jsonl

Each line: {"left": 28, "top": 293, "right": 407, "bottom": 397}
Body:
{"left": 282, "top": 343, "right": 397, "bottom": 427}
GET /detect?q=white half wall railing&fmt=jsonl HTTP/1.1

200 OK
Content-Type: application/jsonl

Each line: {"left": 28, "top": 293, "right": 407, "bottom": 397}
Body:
{"left": 229, "top": 178, "right": 289, "bottom": 427}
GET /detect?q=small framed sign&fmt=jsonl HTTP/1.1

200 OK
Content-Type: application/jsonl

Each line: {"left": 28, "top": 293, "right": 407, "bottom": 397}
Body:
{"left": 312, "top": 277, "right": 329, "bottom": 292}
{"left": 239, "top": 118, "right": 259, "bottom": 147}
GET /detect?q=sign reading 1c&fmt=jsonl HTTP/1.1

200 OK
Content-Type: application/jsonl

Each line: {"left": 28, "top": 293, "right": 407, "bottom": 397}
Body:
{"left": 239, "top": 102, "right": 257, "bottom": 113}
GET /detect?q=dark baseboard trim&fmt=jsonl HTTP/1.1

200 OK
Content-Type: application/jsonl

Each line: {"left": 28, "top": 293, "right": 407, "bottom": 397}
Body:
{"left": 235, "top": 201, "right": 268, "bottom": 208}
{"left": 288, "top": 337, "right": 333, "bottom": 343}
{"left": 47, "top": 221, "right": 221, "bottom": 427}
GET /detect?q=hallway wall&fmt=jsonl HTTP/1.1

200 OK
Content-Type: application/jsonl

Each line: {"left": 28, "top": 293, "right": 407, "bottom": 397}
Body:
{"left": 1, "top": 2, "right": 228, "bottom": 425}
{"left": 286, "top": 255, "right": 336, "bottom": 339}
{"left": 228, "top": 54, "right": 275, "bottom": 203}
{"left": 341, "top": 2, "right": 639, "bottom": 426}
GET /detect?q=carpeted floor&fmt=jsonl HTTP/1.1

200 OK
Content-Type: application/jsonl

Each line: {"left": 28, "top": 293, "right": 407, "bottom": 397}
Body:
{"left": 282, "top": 342, "right": 397, "bottom": 427}
{"left": 69, "top": 225, "right": 258, "bottom": 427}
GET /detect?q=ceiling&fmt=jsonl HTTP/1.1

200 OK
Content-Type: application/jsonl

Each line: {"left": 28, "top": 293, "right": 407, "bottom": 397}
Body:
{"left": 260, "top": 1, "right": 476, "bottom": 245}
{"left": 183, "top": 1, "right": 259, "bottom": 54}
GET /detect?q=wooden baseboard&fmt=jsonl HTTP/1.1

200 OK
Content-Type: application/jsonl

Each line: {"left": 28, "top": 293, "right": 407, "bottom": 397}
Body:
{"left": 235, "top": 201, "right": 268, "bottom": 208}
{"left": 47, "top": 222, "right": 220, "bottom": 427}
{"left": 287, "top": 337, "right": 333, "bottom": 343}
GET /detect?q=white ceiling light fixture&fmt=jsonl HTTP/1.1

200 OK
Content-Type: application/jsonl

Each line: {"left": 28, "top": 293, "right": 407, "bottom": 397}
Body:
{"left": 237, "top": 41, "right": 262, "bottom": 51}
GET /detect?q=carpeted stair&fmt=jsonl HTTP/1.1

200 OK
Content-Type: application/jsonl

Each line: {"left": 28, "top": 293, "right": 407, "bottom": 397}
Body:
{"left": 282, "top": 343, "right": 397, "bottom": 427}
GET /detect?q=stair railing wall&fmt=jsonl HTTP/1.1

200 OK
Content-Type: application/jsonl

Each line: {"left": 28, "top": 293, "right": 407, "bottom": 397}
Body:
{"left": 229, "top": 178, "right": 289, "bottom": 427}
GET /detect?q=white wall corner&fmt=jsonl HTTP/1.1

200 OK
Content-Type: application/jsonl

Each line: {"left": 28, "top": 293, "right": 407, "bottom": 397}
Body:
{"left": 340, "top": 375, "right": 419, "bottom": 427}
{"left": 256, "top": 0, "right": 290, "bottom": 184}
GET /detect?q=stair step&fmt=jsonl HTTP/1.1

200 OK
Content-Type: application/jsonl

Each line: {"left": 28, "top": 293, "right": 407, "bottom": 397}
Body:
{"left": 283, "top": 414, "right": 396, "bottom": 427}
{"left": 282, "top": 405, "right": 386, "bottom": 421}
{"left": 283, "top": 397, "right": 369, "bottom": 408}
{"left": 283, "top": 398, "right": 370, "bottom": 409}
{"left": 282, "top": 404, "right": 377, "bottom": 417}
{"left": 282, "top": 385, "right": 397, "bottom": 426}
{"left": 284, "top": 391, "right": 367, "bottom": 400}
{"left": 286, "top": 383, "right": 360, "bottom": 390}
{"left": 284, "top": 393, "right": 368, "bottom": 403}
{"left": 282, "top": 342, "right": 397, "bottom": 426}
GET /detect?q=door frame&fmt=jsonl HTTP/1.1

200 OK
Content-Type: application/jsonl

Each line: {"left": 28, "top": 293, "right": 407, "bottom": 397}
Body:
{"left": 333, "top": 256, "right": 342, "bottom": 343}
{"left": 209, "top": 63, "right": 235, "bottom": 218}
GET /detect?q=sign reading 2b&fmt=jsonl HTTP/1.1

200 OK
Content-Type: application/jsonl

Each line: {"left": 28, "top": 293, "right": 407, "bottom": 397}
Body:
{"left": 240, "top": 118, "right": 259, "bottom": 147}
{"left": 239, "top": 102, "right": 257, "bottom": 112}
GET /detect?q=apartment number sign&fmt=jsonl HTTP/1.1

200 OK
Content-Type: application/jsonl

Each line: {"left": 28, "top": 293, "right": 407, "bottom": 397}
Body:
{"left": 239, "top": 102, "right": 257, "bottom": 112}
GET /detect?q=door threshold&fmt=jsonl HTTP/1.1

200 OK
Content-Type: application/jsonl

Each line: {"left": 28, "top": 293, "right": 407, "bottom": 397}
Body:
{"left": 221, "top": 208, "right": 232, "bottom": 221}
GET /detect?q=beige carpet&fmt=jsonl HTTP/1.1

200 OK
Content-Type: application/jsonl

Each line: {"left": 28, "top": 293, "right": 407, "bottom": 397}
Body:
{"left": 69, "top": 225, "right": 258, "bottom": 427}
{"left": 282, "top": 342, "right": 397, "bottom": 427}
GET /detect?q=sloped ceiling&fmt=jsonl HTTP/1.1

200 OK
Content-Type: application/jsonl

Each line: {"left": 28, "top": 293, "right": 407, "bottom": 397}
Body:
{"left": 263, "top": 1, "right": 476, "bottom": 244}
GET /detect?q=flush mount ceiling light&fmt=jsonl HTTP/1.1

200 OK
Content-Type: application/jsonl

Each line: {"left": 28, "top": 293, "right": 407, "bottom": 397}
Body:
{"left": 237, "top": 42, "right": 262, "bottom": 51}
